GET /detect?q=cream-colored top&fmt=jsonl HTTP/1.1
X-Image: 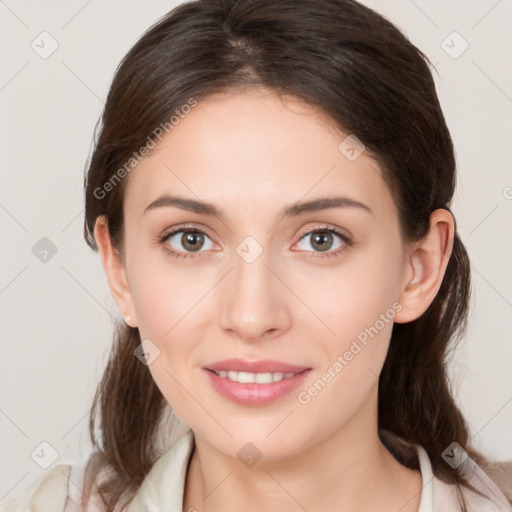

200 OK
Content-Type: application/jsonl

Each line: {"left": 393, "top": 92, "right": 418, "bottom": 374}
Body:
{"left": 4, "top": 430, "right": 512, "bottom": 512}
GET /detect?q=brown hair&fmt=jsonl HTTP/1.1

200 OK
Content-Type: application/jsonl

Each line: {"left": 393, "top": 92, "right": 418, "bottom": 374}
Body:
{"left": 82, "top": 0, "right": 509, "bottom": 510}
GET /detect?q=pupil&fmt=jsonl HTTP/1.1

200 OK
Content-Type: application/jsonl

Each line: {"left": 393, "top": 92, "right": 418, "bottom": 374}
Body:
{"left": 183, "top": 232, "right": 203, "bottom": 251}
{"left": 313, "top": 232, "right": 331, "bottom": 252}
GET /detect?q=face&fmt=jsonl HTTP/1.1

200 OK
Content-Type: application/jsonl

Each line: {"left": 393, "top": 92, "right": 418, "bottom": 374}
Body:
{"left": 117, "top": 87, "right": 411, "bottom": 460}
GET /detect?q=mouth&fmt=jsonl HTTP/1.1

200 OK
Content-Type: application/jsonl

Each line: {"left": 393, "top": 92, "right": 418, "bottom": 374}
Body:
{"left": 202, "top": 359, "right": 312, "bottom": 406}
{"left": 208, "top": 369, "right": 300, "bottom": 384}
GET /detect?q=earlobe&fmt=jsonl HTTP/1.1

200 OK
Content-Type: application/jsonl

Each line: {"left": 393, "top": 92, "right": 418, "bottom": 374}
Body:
{"left": 394, "top": 209, "right": 454, "bottom": 324}
{"left": 93, "top": 216, "right": 137, "bottom": 327}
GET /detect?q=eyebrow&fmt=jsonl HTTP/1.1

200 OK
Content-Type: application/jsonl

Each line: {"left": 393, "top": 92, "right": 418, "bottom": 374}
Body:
{"left": 143, "top": 193, "right": 373, "bottom": 219}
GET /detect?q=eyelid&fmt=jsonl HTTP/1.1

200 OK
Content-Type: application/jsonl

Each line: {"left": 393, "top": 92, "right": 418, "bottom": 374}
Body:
{"left": 291, "top": 224, "right": 352, "bottom": 258}
{"left": 295, "top": 222, "right": 351, "bottom": 240}
{"left": 158, "top": 224, "right": 217, "bottom": 247}
{"left": 158, "top": 222, "right": 352, "bottom": 259}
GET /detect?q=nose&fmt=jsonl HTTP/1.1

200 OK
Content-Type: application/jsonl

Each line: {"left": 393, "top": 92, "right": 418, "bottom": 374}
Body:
{"left": 218, "top": 245, "right": 291, "bottom": 342}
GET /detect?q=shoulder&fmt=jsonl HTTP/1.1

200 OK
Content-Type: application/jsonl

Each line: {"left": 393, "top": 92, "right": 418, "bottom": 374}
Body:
{"left": 1, "top": 464, "right": 71, "bottom": 512}
{"left": 455, "top": 459, "right": 512, "bottom": 512}
{"left": 432, "top": 461, "right": 512, "bottom": 512}
{"left": 479, "top": 459, "right": 512, "bottom": 506}
{"left": 1, "top": 453, "right": 106, "bottom": 512}
{"left": 2, "top": 428, "right": 195, "bottom": 512}
{"left": 419, "top": 446, "right": 512, "bottom": 512}
{"left": 379, "top": 430, "right": 512, "bottom": 512}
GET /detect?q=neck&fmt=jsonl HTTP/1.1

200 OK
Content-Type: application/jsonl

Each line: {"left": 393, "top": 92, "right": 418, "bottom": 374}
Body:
{"left": 183, "top": 385, "right": 422, "bottom": 512}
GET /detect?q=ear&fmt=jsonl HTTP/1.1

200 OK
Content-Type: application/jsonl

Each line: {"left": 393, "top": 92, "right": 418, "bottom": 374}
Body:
{"left": 394, "top": 209, "right": 455, "bottom": 324}
{"left": 94, "top": 215, "right": 138, "bottom": 328}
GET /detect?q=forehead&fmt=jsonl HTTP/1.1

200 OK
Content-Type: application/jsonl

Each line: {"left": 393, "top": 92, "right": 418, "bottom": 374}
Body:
{"left": 123, "top": 87, "right": 396, "bottom": 224}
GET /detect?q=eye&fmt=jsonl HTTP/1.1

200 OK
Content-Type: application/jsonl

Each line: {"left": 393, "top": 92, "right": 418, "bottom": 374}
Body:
{"left": 158, "top": 224, "right": 352, "bottom": 261}
{"left": 159, "top": 226, "right": 215, "bottom": 260}
{"left": 294, "top": 226, "right": 352, "bottom": 259}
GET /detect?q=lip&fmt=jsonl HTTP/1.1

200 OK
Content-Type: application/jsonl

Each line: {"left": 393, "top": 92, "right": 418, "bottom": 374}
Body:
{"left": 202, "top": 359, "right": 312, "bottom": 407}
{"left": 204, "top": 358, "right": 310, "bottom": 373}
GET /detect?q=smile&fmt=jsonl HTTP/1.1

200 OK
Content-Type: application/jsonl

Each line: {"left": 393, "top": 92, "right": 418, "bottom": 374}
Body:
{"left": 203, "top": 362, "right": 312, "bottom": 406}
{"left": 212, "top": 370, "right": 298, "bottom": 384}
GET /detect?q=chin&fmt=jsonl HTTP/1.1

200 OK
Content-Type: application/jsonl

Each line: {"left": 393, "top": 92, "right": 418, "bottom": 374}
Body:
{"left": 203, "top": 417, "right": 313, "bottom": 461}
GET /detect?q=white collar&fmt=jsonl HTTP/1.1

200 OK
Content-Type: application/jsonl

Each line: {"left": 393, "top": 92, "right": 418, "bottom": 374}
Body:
{"left": 416, "top": 443, "right": 435, "bottom": 511}
{"left": 126, "top": 430, "right": 511, "bottom": 512}
{"left": 127, "top": 430, "right": 194, "bottom": 512}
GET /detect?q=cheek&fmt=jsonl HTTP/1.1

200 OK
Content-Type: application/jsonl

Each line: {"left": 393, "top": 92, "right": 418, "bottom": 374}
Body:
{"left": 144, "top": 355, "right": 206, "bottom": 437}
{"left": 296, "top": 240, "right": 402, "bottom": 399}
{"left": 127, "top": 243, "right": 214, "bottom": 338}
{"left": 303, "top": 241, "right": 403, "bottom": 342}
{"left": 125, "top": 248, "right": 214, "bottom": 420}
{"left": 296, "top": 291, "right": 397, "bottom": 430}
{"left": 308, "top": 257, "right": 401, "bottom": 414}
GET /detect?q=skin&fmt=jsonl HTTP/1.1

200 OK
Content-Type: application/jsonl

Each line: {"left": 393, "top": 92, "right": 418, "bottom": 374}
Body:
{"left": 94, "top": 86, "right": 454, "bottom": 512}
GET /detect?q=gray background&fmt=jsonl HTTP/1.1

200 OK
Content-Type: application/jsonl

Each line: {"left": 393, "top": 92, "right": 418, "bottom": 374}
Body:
{"left": 1, "top": 0, "right": 511, "bottom": 506}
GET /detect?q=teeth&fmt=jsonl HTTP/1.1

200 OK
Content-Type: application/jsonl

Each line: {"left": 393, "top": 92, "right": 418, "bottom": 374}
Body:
{"left": 214, "top": 370, "right": 297, "bottom": 383}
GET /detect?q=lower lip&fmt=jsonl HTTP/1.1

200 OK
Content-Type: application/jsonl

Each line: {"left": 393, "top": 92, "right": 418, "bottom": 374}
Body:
{"left": 203, "top": 368, "right": 311, "bottom": 406}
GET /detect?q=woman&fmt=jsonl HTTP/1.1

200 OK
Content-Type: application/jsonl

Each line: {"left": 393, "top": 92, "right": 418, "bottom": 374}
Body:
{"left": 11, "top": 0, "right": 512, "bottom": 510}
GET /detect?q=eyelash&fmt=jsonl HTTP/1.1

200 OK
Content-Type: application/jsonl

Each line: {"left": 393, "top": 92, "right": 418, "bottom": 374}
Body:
{"left": 157, "top": 224, "right": 352, "bottom": 261}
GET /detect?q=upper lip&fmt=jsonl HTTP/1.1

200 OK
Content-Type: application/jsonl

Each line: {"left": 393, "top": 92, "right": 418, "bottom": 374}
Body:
{"left": 204, "top": 358, "right": 310, "bottom": 374}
